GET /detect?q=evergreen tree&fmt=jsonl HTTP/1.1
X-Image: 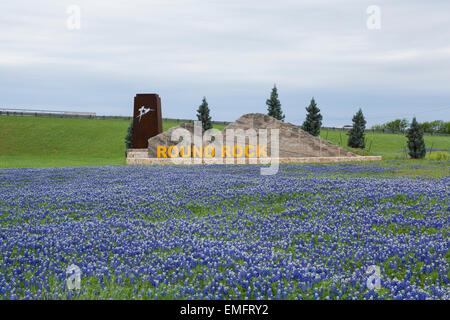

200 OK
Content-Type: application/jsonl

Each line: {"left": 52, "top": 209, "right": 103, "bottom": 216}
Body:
{"left": 347, "top": 108, "right": 366, "bottom": 149}
{"left": 196, "top": 97, "right": 212, "bottom": 131}
{"left": 406, "top": 117, "right": 426, "bottom": 159}
{"left": 125, "top": 120, "right": 133, "bottom": 156}
{"left": 266, "top": 85, "right": 285, "bottom": 121}
{"left": 301, "top": 97, "right": 322, "bottom": 136}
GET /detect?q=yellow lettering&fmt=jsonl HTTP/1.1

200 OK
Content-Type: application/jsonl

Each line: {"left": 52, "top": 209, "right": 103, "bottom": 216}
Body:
{"left": 222, "top": 145, "right": 231, "bottom": 158}
{"left": 204, "top": 145, "right": 215, "bottom": 158}
{"left": 168, "top": 145, "right": 179, "bottom": 158}
{"left": 245, "top": 145, "right": 255, "bottom": 157}
{"left": 233, "top": 145, "right": 244, "bottom": 158}
{"left": 193, "top": 145, "right": 203, "bottom": 158}
{"left": 180, "top": 146, "right": 191, "bottom": 158}
{"left": 157, "top": 146, "right": 167, "bottom": 158}
{"left": 258, "top": 145, "right": 268, "bottom": 157}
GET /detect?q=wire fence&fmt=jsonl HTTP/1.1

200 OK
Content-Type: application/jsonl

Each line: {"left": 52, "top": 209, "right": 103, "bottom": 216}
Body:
{"left": 161, "top": 118, "right": 231, "bottom": 125}
{"left": 321, "top": 126, "right": 449, "bottom": 136}
{"left": 0, "top": 108, "right": 231, "bottom": 125}
{"left": 0, "top": 108, "right": 97, "bottom": 119}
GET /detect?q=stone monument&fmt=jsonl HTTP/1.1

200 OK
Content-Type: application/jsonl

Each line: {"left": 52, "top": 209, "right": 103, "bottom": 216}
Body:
{"left": 132, "top": 93, "right": 162, "bottom": 148}
{"left": 126, "top": 113, "right": 382, "bottom": 165}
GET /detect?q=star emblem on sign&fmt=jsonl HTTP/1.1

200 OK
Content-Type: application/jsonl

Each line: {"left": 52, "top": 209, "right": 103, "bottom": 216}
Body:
{"left": 136, "top": 106, "right": 154, "bottom": 122}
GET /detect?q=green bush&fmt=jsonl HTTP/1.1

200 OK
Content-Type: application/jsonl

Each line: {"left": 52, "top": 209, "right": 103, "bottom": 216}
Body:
{"left": 196, "top": 97, "right": 212, "bottom": 131}
{"left": 425, "top": 151, "right": 449, "bottom": 161}
{"left": 347, "top": 108, "right": 366, "bottom": 149}
{"left": 302, "top": 97, "right": 322, "bottom": 137}
{"left": 125, "top": 120, "right": 133, "bottom": 156}
{"left": 406, "top": 117, "right": 426, "bottom": 159}
{"left": 266, "top": 85, "right": 285, "bottom": 121}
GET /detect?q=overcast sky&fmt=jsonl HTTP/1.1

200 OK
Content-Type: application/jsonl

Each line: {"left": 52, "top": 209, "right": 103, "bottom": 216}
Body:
{"left": 1, "top": 0, "right": 449, "bottom": 126}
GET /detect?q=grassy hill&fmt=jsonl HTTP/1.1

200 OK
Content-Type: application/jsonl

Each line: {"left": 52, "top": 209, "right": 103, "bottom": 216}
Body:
{"left": 0, "top": 116, "right": 227, "bottom": 168}
{"left": 0, "top": 115, "right": 448, "bottom": 168}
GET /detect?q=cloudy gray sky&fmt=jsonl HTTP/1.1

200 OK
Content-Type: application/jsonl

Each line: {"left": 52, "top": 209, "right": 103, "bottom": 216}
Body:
{"left": 1, "top": 0, "right": 449, "bottom": 126}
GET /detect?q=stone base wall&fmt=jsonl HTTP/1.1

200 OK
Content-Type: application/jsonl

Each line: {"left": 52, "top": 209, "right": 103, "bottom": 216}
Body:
{"left": 126, "top": 148, "right": 149, "bottom": 159}
{"left": 126, "top": 150, "right": 382, "bottom": 165}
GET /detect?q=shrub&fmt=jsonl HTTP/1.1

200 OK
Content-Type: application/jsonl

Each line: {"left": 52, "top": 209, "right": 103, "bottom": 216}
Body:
{"left": 406, "top": 117, "right": 426, "bottom": 159}
{"left": 196, "top": 97, "right": 212, "bottom": 131}
{"left": 347, "top": 108, "right": 366, "bottom": 149}
{"left": 302, "top": 97, "right": 322, "bottom": 136}
{"left": 266, "top": 85, "right": 285, "bottom": 121}
{"left": 125, "top": 120, "right": 133, "bottom": 156}
{"left": 425, "top": 151, "right": 449, "bottom": 161}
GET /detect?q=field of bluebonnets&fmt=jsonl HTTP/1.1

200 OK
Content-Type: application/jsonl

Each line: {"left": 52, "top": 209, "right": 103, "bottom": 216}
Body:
{"left": 0, "top": 161, "right": 449, "bottom": 300}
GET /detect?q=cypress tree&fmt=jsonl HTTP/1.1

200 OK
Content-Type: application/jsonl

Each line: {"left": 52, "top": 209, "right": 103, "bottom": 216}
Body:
{"left": 196, "top": 97, "right": 212, "bottom": 131}
{"left": 347, "top": 108, "right": 366, "bottom": 149}
{"left": 266, "top": 85, "right": 285, "bottom": 121}
{"left": 125, "top": 120, "right": 133, "bottom": 156}
{"left": 301, "top": 97, "right": 322, "bottom": 136}
{"left": 406, "top": 117, "right": 426, "bottom": 159}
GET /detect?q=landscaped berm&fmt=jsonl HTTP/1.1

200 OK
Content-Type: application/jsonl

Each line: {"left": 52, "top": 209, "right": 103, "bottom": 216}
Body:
{"left": 127, "top": 113, "right": 381, "bottom": 165}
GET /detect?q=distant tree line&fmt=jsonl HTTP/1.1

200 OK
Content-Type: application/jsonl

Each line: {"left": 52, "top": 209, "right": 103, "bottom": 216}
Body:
{"left": 372, "top": 119, "right": 450, "bottom": 134}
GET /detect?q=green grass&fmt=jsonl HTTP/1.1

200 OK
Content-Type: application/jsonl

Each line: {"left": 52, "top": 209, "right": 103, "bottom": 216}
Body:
{"left": 0, "top": 115, "right": 448, "bottom": 168}
{"left": 0, "top": 116, "right": 226, "bottom": 168}
{"left": 377, "top": 160, "right": 450, "bottom": 178}
{"left": 320, "top": 129, "right": 449, "bottom": 160}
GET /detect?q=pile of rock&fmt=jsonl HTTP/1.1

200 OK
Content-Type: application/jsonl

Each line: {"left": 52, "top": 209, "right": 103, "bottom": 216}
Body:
{"left": 146, "top": 113, "right": 357, "bottom": 158}
{"left": 222, "top": 113, "right": 357, "bottom": 158}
